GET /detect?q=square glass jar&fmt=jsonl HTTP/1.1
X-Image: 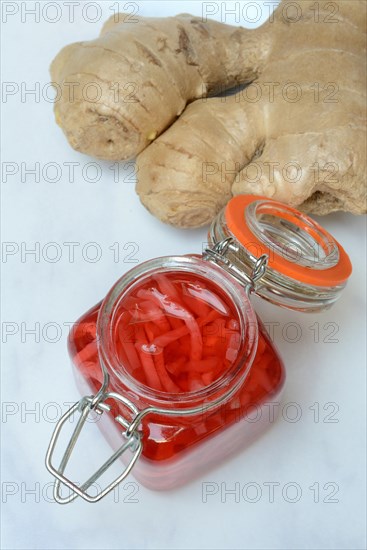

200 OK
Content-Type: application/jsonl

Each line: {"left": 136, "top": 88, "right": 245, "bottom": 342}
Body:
{"left": 46, "top": 195, "right": 351, "bottom": 503}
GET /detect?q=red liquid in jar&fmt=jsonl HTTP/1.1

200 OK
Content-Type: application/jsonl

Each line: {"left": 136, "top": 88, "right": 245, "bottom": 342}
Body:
{"left": 69, "top": 272, "right": 285, "bottom": 467}
{"left": 113, "top": 273, "right": 243, "bottom": 394}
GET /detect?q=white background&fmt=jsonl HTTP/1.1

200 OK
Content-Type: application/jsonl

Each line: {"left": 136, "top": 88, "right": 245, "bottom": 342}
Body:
{"left": 1, "top": 1, "right": 366, "bottom": 549}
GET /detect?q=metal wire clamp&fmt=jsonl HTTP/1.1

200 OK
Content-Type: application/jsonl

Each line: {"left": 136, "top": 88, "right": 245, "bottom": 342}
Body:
{"left": 203, "top": 237, "right": 268, "bottom": 295}
{"left": 45, "top": 392, "right": 142, "bottom": 504}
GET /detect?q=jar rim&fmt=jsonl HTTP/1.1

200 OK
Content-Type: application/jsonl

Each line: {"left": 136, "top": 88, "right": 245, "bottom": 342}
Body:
{"left": 225, "top": 195, "right": 352, "bottom": 287}
{"left": 246, "top": 199, "right": 340, "bottom": 270}
{"left": 208, "top": 195, "right": 352, "bottom": 312}
{"left": 96, "top": 255, "right": 258, "bottom": 410}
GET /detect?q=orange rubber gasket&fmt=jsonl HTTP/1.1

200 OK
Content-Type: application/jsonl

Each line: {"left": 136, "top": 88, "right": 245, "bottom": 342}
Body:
{"left": 225, "top": 195, "right": 352, "bottom": 287}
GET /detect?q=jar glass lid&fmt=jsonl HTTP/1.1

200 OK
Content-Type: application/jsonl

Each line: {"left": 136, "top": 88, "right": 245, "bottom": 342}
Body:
{"left": 209, "top": 195, "right": 352, "bottom": 312}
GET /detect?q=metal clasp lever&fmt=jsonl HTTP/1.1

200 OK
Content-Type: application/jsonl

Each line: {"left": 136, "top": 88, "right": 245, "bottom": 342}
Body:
{"left": 45, "top": 392, "right": 142, "bottom": 504}
{"left": 204, "top": 237, "right": 268, "bottom": 294}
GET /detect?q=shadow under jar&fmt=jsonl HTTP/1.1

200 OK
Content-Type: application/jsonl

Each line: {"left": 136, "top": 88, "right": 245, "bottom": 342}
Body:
{"left": 46, "top": 195, "right": 352, "bottom": 503}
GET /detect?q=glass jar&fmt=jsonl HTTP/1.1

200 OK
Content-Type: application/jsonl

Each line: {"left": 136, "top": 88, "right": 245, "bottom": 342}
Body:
{"left": 46, "top": 195, "right": 352, "bottom": 503}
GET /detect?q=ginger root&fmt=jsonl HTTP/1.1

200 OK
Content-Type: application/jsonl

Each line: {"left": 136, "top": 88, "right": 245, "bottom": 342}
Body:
{"left": 51, "top": 13, "right": 268, "bottom": 161}
{"left": 51, "top": 0, "right": 366, "bottom": 227}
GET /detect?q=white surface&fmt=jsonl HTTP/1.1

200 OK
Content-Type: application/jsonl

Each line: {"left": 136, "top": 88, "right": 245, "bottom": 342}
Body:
{"left": 1, "top": 2, "right": 366, "bottom": 549}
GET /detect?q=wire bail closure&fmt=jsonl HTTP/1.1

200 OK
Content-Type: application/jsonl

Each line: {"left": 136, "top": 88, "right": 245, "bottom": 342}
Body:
{"left": 203, "top": 237, "right": 268, "bottom": 295}
{"left": 46, "top": 239, "right": 268, "bottom": 504}
{"left": 45, "top": 392, "right": 143, "bottom": 504}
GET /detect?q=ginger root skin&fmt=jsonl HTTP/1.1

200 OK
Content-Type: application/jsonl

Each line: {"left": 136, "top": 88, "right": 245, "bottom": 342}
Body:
{"left": 136, "top": 0, "right": 366, "bottom": 226}
{"left": 51, "top": 1, "right": 366, "bottom": 226}
{"left": 51, "top": 13, "right": 269, "bottom": 161}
